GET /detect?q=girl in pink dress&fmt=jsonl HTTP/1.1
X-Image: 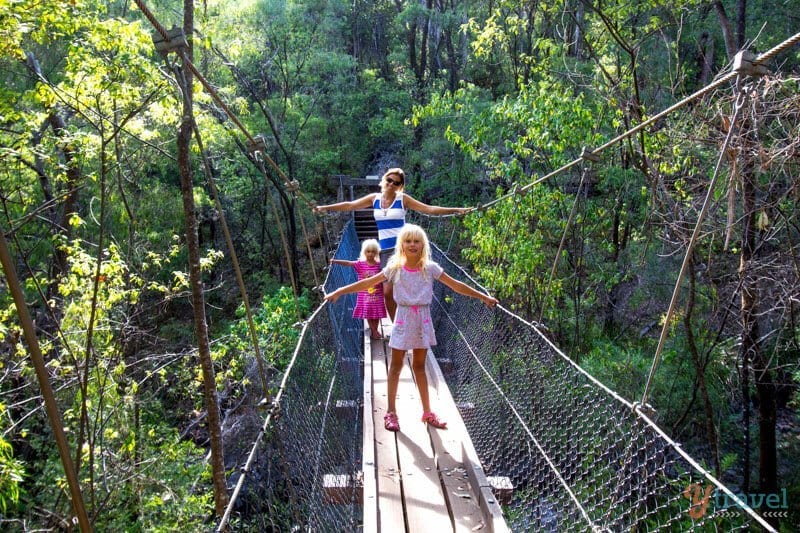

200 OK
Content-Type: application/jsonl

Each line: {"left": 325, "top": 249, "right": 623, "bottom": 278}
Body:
{"left": 325, "top": 225, "right": 498, "bottom": 432}
{"left": 330, "top": 239, "right": 387, "bottom": 339}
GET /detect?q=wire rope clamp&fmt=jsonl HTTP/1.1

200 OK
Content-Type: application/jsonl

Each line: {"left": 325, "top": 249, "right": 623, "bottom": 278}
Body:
{"left": 632, "top": 401, "right": 656, "bottom": 419}
{"left": 151, "top": 26, "right": 188, "bottom": 55}
{"left": 733, "top": 50, "right": 769, "bottom": 77}
{"left": 247, "top": 135, "right": 268, "bottom": 156}
{"left": 580, "top": 147, "right": 600, "bottom": 163}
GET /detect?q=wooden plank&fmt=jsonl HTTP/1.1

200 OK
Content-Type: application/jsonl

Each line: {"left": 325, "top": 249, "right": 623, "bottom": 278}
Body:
{"left": 370, "top": 322, "right": 406, "bottom": 532}
{"left": 362, "top": 326, "right": 378, "bottom": 532}
{"left": 394, "top": 352, "right": 452, "bottom": 533}
{"left": 426, "top": 353, "right": 511, "bottom": 533}
{"left": 423, "top": 353, "right": 487, "bottom": 532}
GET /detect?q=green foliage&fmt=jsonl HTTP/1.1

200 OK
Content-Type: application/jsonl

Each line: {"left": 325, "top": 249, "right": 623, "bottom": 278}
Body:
{"left": 0, "top": 406, "right": 24, "bottom": 514}
{"left": 214, "top": 286, "right": 312, "bottom": 392}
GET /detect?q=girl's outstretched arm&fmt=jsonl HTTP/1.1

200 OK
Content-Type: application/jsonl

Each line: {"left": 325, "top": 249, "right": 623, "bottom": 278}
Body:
{"left": 330, "top": 258, "right": 356, "bottom": 267}
{"left": 437, "top": 272, "right": 498, "bottom": 307}
{"left": 325, "top": 271, "right": 388, "bottom": 303}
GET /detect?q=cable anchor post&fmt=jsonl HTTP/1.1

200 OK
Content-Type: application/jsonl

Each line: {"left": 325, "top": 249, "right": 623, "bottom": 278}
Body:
{"left": 151, "top": 26, "right": 188, "bottom": 56}
{"left": 732, "top": 50, "right": 770, "bottom": 78}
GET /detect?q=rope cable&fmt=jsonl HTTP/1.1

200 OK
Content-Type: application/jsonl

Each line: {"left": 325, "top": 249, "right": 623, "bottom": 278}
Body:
{"left": 640, "top": 81, "right": 749, "bottom": 405}
{"left": 190, "top": 119, "right": 272, "bottom": 395}
{"left": 478, "top": 32, "right": 800, "bottom": 212}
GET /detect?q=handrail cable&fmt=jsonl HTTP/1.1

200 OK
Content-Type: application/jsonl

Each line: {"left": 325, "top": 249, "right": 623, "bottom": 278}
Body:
{"left": 434, "top": 293, "right": 600, "bottom": 531}
{"left": 216, "top": 302, "right": 329, "bottom": 531}
{"left": 437, "top": 245, "right": 775, "bottom": 530}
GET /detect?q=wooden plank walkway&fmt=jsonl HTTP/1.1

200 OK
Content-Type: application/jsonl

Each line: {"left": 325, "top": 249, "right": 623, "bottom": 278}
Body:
{"left": 362, "top": 319, "right": 510, "bottom": 533}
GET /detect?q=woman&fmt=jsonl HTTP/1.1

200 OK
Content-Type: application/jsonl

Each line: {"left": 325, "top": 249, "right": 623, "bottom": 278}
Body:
{"left": 315, "top": 167, "right": 470, "bottom": 320}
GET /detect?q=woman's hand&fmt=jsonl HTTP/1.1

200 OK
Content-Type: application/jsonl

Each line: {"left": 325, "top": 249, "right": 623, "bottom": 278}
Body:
{"left": 482, "top": 295, "right": 498, "bottom": 308}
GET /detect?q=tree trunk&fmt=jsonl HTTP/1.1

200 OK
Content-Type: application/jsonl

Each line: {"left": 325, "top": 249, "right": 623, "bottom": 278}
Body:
{"left": 713, "top": 1, "right": 737, "bottom": 59}
{"left": 739, "top": 125, "right": 778, "bottom": 526}
{"left": 735, "top": 0, "right": 746, "bottom": 49}
{"left": 685, "top": 255, "right": 720, "bottom": 476}
{"left": 179, "top": 0, "right": 228, "bottom": 515}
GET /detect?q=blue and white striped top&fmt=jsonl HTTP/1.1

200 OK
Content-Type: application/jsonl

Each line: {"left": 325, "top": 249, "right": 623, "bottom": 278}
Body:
{"left": 373, "top": 192, "right": 406, "bottom": 251}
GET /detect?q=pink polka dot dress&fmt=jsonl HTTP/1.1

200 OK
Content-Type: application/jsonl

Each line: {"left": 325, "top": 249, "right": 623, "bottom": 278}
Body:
{"left": 352, "top": 261, "right": 386, "bottom": 320}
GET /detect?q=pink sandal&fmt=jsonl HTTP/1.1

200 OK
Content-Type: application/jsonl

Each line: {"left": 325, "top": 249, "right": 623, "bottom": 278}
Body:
{"left": 421, "top": 411, "right": 447, "bottom": 429}
{"left": 384, "top": 412, "right": 400, "bottom": 432}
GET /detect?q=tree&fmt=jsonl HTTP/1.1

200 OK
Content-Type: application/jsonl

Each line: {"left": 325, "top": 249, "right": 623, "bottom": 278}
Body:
{"left": 175, "top": 0, "right": 228, "bottom": 515}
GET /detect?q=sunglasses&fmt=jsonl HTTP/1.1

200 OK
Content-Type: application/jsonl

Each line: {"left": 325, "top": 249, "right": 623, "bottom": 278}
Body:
{"left": 385, "top": 178, "right": 402, "bottom": 186}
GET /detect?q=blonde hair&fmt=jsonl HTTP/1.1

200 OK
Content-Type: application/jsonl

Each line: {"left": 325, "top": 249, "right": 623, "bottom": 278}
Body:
{"left": 386, "top": 224, "right": 431, "bottom": 281}
{"left": 380, "top": 167, "right": 405, "bottom": 191}
{"left": 359, "top": 239, "right": 380, "bottom": 261}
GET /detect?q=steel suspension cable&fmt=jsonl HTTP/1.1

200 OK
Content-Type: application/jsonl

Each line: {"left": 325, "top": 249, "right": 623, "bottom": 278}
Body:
{"left": 134, "top": 0, "right": 323, "bottom": 296}
{"left": 136, "top": 0, "right": 308, "bottom": 319}
{"left": 0, "top": 230, "right": 92, "bottom": 532}
{"left": 191, "top": 120, "right": 272, "bottom": 394}
{"left": 132, "top": 0, "right": 316, "bottom": 209}
{"left": 539, "top": 167, "right": 588, "bottom": 324}
{"left": 478, "top": 32, "right": 800, "bottom": 211}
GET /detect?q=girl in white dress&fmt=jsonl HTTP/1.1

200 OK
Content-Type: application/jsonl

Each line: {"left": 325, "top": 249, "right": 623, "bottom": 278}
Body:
{"left": 314, "top": 168, "right": 471, "bottom": 321}
{"left": 324, "top": 224, "right": 498, "bottom": 432}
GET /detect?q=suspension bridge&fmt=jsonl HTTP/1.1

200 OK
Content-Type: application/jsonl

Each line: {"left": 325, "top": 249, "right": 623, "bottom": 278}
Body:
{"left": 10, "top": 4, "right": 788, "bottom": 529}
{"left": 214, "top": 218, "right": 776, "bottom": 532}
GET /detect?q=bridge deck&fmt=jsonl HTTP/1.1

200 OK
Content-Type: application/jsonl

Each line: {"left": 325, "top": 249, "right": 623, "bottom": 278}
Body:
{"left": 361, "top": 319, "right": 508, "bottom": 533}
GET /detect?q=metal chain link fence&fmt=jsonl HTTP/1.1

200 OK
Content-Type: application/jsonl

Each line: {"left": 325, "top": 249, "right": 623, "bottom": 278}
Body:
{"left": 229, "top": 223, "right": 364, "bottom": 531}
{"left": 427, "top": 240, "right": 773, "bottom": 532}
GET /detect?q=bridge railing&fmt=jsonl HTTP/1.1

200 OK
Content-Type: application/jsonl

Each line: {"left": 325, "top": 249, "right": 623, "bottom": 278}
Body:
{"left": 229, "top": 222, "right": 364, "bottom": 531}
{"left": 429, "top": 242, "right": 773, "bottom": 531}
{"left": 230, "top": 220, "right": 772, "bottom": 531}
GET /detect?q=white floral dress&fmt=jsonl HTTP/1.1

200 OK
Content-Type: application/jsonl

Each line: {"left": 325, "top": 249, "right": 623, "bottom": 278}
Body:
{"left": 383, "top": 262, "right": 443, "bottom": 351}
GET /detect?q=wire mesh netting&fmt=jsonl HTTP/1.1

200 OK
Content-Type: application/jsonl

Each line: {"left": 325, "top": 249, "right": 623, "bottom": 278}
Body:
{"left": 229, "top": 224, "right": 364, "bottom": 531}
{"left": 230, "top": 219, "right": 772, "bottom": 531}
{"left": 426, "top": 238, "right": 773, "bottom": 532}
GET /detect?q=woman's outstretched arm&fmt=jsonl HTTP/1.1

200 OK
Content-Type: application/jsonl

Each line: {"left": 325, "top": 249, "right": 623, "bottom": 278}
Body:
{"left": 314, "top": 193, "right": 375, "bottom": 213}
{"left": 403, "top": 194, "right": 473, "bottom": 216}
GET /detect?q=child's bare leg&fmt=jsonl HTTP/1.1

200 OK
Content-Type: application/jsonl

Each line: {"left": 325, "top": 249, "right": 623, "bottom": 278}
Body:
{"left": 368, "top": 319, "right": 380, "bottom": 338}
{"left": 386, "top": 348, "right": 405, "bottom": 414}
{"left": 410, "top": 348, "right": 431, "bottom": 413}
{"left": 384, "top": 282, "right": 397, "bottom": 322}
